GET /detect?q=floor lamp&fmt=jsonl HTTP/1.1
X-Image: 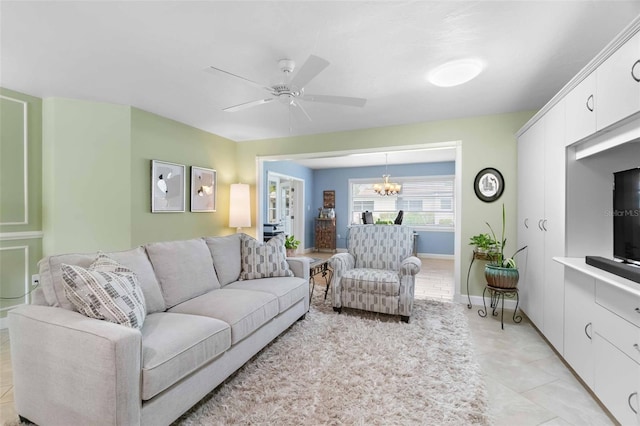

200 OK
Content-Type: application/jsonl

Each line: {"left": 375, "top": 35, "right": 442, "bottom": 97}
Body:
{"left": 229, "top": 183, "right": 251, "bottom": 233}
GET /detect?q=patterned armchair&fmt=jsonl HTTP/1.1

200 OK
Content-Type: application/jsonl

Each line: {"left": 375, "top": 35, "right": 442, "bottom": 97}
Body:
{"left": 328, "top": 225, "right": 421, "bottom": 322}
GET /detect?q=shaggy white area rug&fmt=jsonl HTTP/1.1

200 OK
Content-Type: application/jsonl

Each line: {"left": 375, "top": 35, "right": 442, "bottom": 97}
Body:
{"left": 174, "top": 292, "right": 491, "bottom": 425}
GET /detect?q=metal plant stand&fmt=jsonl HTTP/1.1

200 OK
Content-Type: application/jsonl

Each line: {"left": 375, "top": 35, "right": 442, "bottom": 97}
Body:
{"left": 478, "top": 285, "right": 522, "bottom": 330}
{"left": 466, "top": 251, "right": 494, "bottom": 309}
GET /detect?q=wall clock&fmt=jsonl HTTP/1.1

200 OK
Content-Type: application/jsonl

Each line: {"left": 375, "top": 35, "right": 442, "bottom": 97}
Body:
{"left": 474, "top": 168, "right": 504, "bottom": 202}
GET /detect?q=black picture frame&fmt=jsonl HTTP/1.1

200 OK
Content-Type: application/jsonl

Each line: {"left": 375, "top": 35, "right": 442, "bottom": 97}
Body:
{"left": 474, "top": 167, "right": 504, "bottom": 202}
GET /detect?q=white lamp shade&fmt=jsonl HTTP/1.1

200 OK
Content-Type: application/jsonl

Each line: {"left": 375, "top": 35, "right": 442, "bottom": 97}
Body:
{"left": 229, "top": 183, "right": 251, "bottom": 229}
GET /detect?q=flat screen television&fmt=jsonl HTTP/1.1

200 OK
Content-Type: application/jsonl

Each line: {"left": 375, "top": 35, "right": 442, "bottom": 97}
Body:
{"left": 613, "top": 167, "right": 640, "bottom": 266}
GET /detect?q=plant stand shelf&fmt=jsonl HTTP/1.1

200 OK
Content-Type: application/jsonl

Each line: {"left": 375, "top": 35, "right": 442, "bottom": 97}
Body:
{"left": 478, "top": 285, "right": 522, "bottom": 330}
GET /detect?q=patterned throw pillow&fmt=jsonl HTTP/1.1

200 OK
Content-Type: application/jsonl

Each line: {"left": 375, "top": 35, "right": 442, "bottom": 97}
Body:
{"left": 240, "top": 233, "right": 294, "bottom": 280}
{"left": 61, "top": 253, "right": 147, "bottom": 329}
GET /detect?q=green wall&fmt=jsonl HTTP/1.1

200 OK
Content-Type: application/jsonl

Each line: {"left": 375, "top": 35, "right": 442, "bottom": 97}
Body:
{"left": 41, "top": 98, "right": 237, "bottom": 255}
{"left": 0, "top": 88, "right": 43, "bottom": 319}
{"left": 42, "top": 98, "right": 132, "bottom": 254}
{"left": 130, "top": 108, "right": 236, "bottom": 245}
{"left": 236, "top": 111, "right": 535, "bottom": 297}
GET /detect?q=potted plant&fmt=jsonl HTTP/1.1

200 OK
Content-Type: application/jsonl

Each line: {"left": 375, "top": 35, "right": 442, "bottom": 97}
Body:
{"left": 468, "top": 233, "right": 496, "bottom": 255}
{"left": 284, "top": 235, "right": 300, "bottom": 257}
{"left": 484, "top": 204, "right": 527, "bottom": 289}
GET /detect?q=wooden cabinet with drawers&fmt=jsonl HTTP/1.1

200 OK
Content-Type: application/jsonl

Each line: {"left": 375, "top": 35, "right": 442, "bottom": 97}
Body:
{"left": 315, "top": 217, "right": 336, "bottom": 252}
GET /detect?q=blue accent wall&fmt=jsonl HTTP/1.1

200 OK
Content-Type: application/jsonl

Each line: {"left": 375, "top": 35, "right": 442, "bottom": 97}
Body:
{"left": 262, "top": 160, "right": 455, "bottom": 255}
{"left": 314, "top": 161, "right": 455, "bottom": 255}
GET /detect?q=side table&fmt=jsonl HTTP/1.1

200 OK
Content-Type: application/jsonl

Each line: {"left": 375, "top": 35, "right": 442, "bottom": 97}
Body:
{"left": 309, "top": 258, "right": 333, "bottom": 300}
{"left": 478, "top": 285, "right": 522, "bottom": 330}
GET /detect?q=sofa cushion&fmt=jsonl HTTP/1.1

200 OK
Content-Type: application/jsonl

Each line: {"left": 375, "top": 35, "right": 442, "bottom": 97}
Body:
{"left": 240, "top": 233, "right": 293, "bottom": 280}
{"left": 168, "top": 288, "right": 279, "bottom": 344}
{"left": 38, "top": 246, "right": 166, "bottom": 314}
{"left": 141, "top": 312, "right": 231, "bottom": 400}
{"left": 61, "top": 253, "right": 146, "bottom": 329}
{"left": 204, "top": 234, "right": 241, "bottom": 286}
{"left": 145, "top": 238, "right": 221, "bottom": 308}
{"left": 341, "top": 268, "right": 400, "bottom": 296}
{"left": 226, "top": 277, "right": 307, "bottom": 313}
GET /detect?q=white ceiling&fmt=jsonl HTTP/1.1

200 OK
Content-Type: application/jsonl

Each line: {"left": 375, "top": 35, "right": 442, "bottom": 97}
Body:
{"left": 2, "top": 0, "right": 640, "bottom": 149}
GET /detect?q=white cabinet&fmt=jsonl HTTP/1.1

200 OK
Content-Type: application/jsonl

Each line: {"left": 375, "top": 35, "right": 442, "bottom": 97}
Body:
{"left": 563, "top": 268, "right": 595, "bottom": 388}
{"left": 518, "top": 117, "right": 545, "bottom": 329}
{"left": 557, "top": 259, "right": 640, "bottom": 424}
{"left": 593, "top": 280, "right": 640, "bottom": 425}
{"left": 596, "top": 31, "right": 640, "bottom": 130}
{"left": 565, "top": 72, "right": 596, "bottom": 145}
{"left": 594, "top": 334, "right": 640, "bottom": 425}
{"left": 517, "top": 101, "right": 566, "bottom": 352}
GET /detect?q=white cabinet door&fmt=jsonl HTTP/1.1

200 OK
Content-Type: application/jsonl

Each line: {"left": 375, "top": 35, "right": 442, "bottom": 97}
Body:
{"left": 543, "top": 101, "right": 566, "bottom": 353}
{"left": 597, "top": 31, "right": 640, "bottom": 130}
{"left": 565, "top": 72, "right": 596, "bottom": 145}
{"left": 517, "top": 118, "right": 545, "bottom": 329}
{"left": 594, "top": 333, "right": 640, "bottom": 425}
{"left": 564, "top": 268, "right": 595, "bottom": 388}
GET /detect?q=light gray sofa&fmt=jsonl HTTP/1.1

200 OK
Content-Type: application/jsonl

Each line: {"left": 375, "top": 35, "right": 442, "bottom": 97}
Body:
{"left": 8, "top": 234, "right": 310, "bottom": 426}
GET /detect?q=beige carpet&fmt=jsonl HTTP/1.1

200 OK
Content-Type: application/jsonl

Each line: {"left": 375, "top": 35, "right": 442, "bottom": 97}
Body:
{"left": 174, "top": 291, "right": 491, "bottom": 425}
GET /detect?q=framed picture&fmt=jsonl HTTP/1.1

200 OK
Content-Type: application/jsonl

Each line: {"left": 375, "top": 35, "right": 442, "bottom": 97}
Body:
{"left": 151, "top": 160, "right": 185, "bottom": 212}
{"left": 474, "top": 167, "right": 504, "bottom": 202}
{"left": 190, "top": 166, "right": 217, "bottom": 212}
{"left": 323, "top": 190, "right": 335, "bottom": 208}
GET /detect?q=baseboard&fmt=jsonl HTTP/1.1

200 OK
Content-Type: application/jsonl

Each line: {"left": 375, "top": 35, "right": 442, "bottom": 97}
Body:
{"left": 0, "top": 315, "right": 9, "bottom": 330}
{"left": 418, "top": 253, "right": 454, "bottom": 260}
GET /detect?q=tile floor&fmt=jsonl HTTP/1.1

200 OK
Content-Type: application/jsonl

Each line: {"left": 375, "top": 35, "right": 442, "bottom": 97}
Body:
{"left": 0, "top": 256, "right": 615, "bottom": 425}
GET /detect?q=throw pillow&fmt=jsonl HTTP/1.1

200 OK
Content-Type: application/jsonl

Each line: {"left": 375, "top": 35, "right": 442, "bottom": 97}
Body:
{"left": 61, "top": 253, "right": 147, "bottom": 329}
{"left": 240, "top": 233, "right": 294, "bottom": 280}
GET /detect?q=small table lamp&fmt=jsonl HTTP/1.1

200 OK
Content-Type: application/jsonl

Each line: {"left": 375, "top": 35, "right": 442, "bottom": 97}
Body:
{"left": 229, "top": 183, "right": 251, "bottom": 233}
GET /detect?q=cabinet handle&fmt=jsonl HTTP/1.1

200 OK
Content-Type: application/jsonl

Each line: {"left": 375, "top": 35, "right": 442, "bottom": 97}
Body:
{"left": 584, "top": 322, "right": 592, "bottom": 340}
{"left": 542, "top": 220, "right": 548, "bottom": 231}
{"left": 524, "top": 218, "right": 529, "bottom": 229}
{"left": 629, "top": 392, "right": 638, "bottom": 414}
{"left": 635, "top": 307, "right": 640, "bottom": 314}
{"left": 634, "top": 343, "right": 640, "bottom": 354}
{"left": 586, "top": 94, "right": 594, "bottom": 112}
{"left": 538, "top": 220, "right": 543, "bottom": 231}
{"left": 632, "top": 60, "right": 640, "bottom": 82}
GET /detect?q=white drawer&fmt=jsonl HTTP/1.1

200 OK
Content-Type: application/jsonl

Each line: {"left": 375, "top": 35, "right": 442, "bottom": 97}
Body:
{"left": 596, "top": 279, "right": 640, "bottom": 328}
{"left": 595, "top": 302, "right": 640, "bottom": 364}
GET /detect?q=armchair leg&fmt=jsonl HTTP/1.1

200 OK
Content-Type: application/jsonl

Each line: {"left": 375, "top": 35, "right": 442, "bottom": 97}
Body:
{"left": 333, "top": 307, "right": 342, "bottom": 314}
{"left": 400, "top": 315, "right": 410, "bottom": 323}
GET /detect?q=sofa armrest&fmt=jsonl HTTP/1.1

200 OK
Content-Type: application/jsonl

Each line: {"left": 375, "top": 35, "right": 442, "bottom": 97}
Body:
{"left": 8, "top": 305, "right": 142, "bottom": 425}
{"left": 328, "top": 253, "right": 355, "bottom": 307}
{"left": 286, "top": 257, "right": 310, "bottom": 281}
{"left": 400, "top": 256, "right": 422, "bottom": 276}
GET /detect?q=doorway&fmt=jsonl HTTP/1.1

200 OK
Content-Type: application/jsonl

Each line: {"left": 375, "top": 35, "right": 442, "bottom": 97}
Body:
{"left": 266, "top": 172, "right": 305, "bottom": 249}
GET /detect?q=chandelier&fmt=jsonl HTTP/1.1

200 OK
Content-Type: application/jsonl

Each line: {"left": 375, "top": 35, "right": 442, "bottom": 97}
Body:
{"left": 373, "top": 154, "right": 401, "bottom": 196}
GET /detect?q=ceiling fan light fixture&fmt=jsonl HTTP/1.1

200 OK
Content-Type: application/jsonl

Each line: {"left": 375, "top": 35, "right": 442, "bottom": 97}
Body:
{"left": 427, "top": 59, "right": 484, "bottom": 87}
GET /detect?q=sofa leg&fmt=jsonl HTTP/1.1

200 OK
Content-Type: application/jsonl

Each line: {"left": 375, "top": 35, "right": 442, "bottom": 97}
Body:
{"left": 18, "top": 415, "right": 33, "bottom": 424}
{"left": 400, "top": 315, "right": 410, "bottom": 323}
{"left": 333, "top": 307, "right": 342, "bottom": 314}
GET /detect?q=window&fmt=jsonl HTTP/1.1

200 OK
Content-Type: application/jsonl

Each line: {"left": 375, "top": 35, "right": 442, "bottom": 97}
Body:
{"left": 350, "top": 175, "right": 455, "bottom": 230}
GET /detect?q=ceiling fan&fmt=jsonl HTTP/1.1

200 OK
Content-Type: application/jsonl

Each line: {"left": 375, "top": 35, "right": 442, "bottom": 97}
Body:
{"left": 205, "top": 55, "right": 367, "bottom": 121}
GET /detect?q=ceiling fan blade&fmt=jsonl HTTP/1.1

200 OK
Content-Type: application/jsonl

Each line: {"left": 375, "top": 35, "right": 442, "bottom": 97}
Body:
{"left": 290, "top": 55, "right": 330, "bottom": 89}
{"left": 290, "top": 100, "right": 312, "bottom": 122}
{"left": 301, "top": 94, "right": 367, "bottom": 107}
{"left": 223, "top": 98, "right": 275, "bottom": 112}
{"left": 205, "top": 66, "right": 273, "bottom": 93}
